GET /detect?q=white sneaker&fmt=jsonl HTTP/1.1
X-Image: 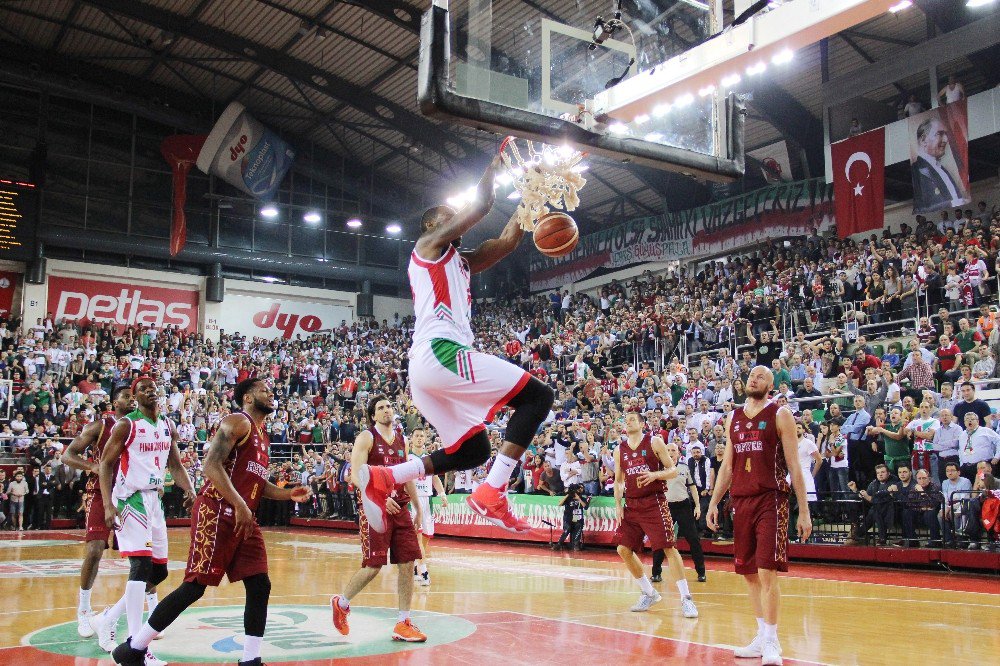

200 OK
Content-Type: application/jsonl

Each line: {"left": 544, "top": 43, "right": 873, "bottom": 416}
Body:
{"left": 419, "top": 574, "right": 431, "bottom": 587}
{"left": 629, "top": 590, "right": 662, "bottom": 612}
{"left": 680, "top": 596, "right": 699, "bottom": 618}
{"left": 761, "top": 637, "right": 783, "bottom": 665}
{"left": 144, "top": 647, "right": 168, "bottom": 666}
{"left": 93, "top": 608, "right": 118, "bottom": 653}
{"left": 733, "top": 634, "right": 764, "bottom": 658}
{"left": 77, "top": 609, "right": 96, "bottom": 637}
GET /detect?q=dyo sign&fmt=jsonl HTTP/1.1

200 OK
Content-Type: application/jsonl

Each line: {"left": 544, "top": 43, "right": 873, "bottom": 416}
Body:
{"left": 252, "top": 303, "right": 322, "bottom": 339}
{"left": 223, "top": 294, "right": 352, "bottom": 340}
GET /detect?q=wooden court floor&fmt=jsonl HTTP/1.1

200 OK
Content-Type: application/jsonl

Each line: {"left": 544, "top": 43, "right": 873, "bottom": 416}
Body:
{"left": 0, "top": 527, "right": 994, "bottom": 665}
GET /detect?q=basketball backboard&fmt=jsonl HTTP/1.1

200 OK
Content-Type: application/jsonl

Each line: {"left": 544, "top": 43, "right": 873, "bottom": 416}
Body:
{"left": 418, "top": 0, "right": 746, "bottom": 182}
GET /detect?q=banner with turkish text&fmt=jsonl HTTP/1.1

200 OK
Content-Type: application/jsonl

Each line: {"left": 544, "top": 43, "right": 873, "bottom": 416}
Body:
{"left": 831, "top": 128, "right": 885, "bottom": 239}
{"left": 908, "top": 99, "right": 971, "bottom": 214}
{"left": 47, "top": 276, "right": 199, "bottom": 333}
{"left": 0, "top": 270, "right": 20, "bottom": 318}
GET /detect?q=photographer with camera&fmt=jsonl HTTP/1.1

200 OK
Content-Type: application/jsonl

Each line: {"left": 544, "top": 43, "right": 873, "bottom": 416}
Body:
{"left": 553, "top": 483, "right": 591, "bottom": 551}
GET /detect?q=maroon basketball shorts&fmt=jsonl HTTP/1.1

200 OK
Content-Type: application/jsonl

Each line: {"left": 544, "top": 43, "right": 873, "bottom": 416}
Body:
{"left": 85, "top": 489, "right": 112, "bottom": 545}
{"left": 731, "top": 491, "right": 790, "bottom": 575}
{"left": 359, "top": 498, "right": 422, "bottom": 568}
{"left": 615, "top": 494, "right": 675, "bottom": 553}
{"left": 184, "top": 497, "right": 268, "bottom": 586}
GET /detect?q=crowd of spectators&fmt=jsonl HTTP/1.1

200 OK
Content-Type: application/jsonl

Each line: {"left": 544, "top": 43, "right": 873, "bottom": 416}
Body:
{"left": 1, "top": 194, "right": 1000, "bottom": 550}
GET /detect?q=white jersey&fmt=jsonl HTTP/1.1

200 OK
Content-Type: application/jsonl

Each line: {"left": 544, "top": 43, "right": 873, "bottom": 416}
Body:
{"left": 410, "top": 452, "right": 433, "bottom": 497}
{"left": 409, "top": 245, "right": 474, "bottom": 347}
{"left": 113, "top": 410, "right": 173, "bottom": 500}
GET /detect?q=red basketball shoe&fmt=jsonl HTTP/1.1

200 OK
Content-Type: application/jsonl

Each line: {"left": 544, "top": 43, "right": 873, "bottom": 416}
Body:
{"left": 355, "top": 465, "right": 393, "bottom": 534}
{"left": 466, "top": 483, "right": 531, "bottom": 533}
{"left": 330, "top": 595, "right": 350, "bottom": 636}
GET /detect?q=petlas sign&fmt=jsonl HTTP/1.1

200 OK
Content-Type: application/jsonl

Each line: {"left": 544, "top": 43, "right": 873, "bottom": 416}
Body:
{"left": 220, "top": 293, "right": 352, "bottom": 340}
{"left": 48, "top": 276, "right": 199, "bottom": 333}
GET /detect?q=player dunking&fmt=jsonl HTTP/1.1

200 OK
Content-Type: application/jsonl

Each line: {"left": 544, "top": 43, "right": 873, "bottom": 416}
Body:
{"left": 355, "top": 156, "right": 555, "bottom": 534}
{"left": 331, "top": 396, "right": 427, "bottom": 642}
{"left": 62, "top": 386, "right": 160, "bottom": 652}
{"left": 614, "top": 412, "right": 699, "bottom": 617}
{"left": 706, "top": 366, "right": 812, "bottom": 666}
{"left": 113, "top": 378, "right": 310, "bottom": 666}
{"left": 100, "top": 377, "right": 195, "bottom": 666}
{"left": 408, "top": 427, "right": 447, "bottom": 586}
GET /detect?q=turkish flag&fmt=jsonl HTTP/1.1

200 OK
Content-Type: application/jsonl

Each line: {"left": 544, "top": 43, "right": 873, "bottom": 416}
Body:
{"left": 831, "top": 128, "right": 885, "bottom": 239}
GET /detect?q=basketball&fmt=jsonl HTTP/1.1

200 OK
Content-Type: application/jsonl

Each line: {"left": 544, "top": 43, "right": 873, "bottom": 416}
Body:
{"left": 533, "top": 211, "right": 579, "bottom": 258}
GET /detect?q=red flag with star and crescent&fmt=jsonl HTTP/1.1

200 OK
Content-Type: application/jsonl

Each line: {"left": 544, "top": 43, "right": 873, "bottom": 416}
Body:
{"left": 831, "top": 128, "right": 885, "bottom": 239}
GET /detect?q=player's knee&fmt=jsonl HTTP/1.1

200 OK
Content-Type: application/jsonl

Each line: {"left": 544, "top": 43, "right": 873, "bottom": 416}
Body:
{"left": 149, "top": 562, "right": 169, "bottom": 587}
{"left": 128, "top": 556, "right": 153, "bottom": 582}
{"left": 84, "top": 540, "right": 105, "bottom": 561}
{"left": 243, "top": 574, "right": 271, "bottom": 602}
{"left": 616, "top": 544, "right": 632, "bottom": 559}
{"left": 504, "top": 378, "right": 555, "bottom": 447}
{"left": 178, "top": 581, "right": 207, "bottom": 604}
{"left": 428, "top": 431, "right": 490, "bottom": 473}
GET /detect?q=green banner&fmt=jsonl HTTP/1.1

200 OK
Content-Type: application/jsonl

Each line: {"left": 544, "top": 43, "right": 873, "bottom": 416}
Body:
{"left": 435, "top": 493, "right": 618, "bottom": 537}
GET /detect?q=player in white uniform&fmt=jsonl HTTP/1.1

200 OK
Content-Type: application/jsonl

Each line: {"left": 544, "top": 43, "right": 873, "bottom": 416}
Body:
{"left": 355, "top": 156, "right": 555, "bottom": 537}
{"left": 100, "top": 377, "right": 194, "bottom": 666}
{"left": 407, "top": 428, "right": 447, "bottom": 586}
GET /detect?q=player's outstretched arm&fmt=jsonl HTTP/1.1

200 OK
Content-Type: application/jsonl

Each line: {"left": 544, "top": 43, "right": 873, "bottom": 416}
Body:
{"left": 777, "top": 406, "right": 812, "bottom": 540}
{"left": 61, "top": 420, "right": 103, "bottom": 473}
{"left": 99, "top": 419, "right": 133, "bottom": 528}
{"left": 416, "top": 156, "right": 502, "bottom": 257}
{"left": 464, "top": 212, "right": 525, "bottom": 275}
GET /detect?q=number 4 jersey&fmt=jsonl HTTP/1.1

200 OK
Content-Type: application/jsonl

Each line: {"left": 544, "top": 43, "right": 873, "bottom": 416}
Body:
{"left": 113, "top": 409, "right": 174, "bottom": 501}
{"left": 728, "top": 402, "right": 789, "bottom": 498}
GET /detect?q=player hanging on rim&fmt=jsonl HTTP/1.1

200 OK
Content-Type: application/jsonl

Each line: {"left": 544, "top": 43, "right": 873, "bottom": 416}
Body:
{"left": 62, "top": 386, "right": 161, "bottom": 651}
{"left": 707, "top": 366, "right": 813, "bottom": 666}
{"left": 614, "top": 412, "right": 699, "bottom": 617}
{"left": 331, "top": 396, "right": 427, "bottom": 642}
{"left": 113, "top": 377, "right": 311, "bottom": 666}
{"left": 407, "top": 427, "right": 448, "bottom": 587}
{"left": 99, "top": 376, "right": 195, "bottom": 666}
{"left": 355, "top": 155, "right": 555, "bottom": 535}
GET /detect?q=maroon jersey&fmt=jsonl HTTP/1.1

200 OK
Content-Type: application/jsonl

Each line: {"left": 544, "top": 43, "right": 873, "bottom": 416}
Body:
{"left": 728, "top": 402, "right": 789, "bottom": 498}
{"left": 368, "top": 426, "right": 408, "bottom": 504}
{"left": 620, "top": 433, "right": 666, "bottom": 500}
{"left": 85, "top": 414, "right": 119, "bottom": 497}
{"left": 202, "top": 412, "right": 271, "bottom": 514}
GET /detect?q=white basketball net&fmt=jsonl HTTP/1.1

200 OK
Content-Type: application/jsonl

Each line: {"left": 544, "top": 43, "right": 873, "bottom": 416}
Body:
{"left": 499, "top": 137, "right": 587, "bottom": 231}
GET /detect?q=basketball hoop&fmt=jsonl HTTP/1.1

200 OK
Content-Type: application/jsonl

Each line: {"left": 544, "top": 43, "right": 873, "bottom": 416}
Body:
{"left": 498, "top": 136, "right": 587, "bottom": 231}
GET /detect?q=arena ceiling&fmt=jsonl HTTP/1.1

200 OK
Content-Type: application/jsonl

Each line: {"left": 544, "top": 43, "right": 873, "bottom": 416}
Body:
{"left": 0, "top": 0, "right": 998, "bottom": 242}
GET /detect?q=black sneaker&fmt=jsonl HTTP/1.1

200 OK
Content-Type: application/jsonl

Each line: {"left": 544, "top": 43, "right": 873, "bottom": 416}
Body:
{"left": 111, "top": 638, "right": 146, "bottom": 666}
{"left": 650, "top": 574, "right": 662, "bottom": 583}
{"left": 697, "top": 575, "right": 707, "bottom": 582}
{"left": 238, "top": 659, "right": 263, "bottom": 666}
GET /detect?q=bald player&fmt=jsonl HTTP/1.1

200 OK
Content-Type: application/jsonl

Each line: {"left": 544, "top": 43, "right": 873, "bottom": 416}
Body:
{"left": 707, "top": 366, "right": 812, "bottom": 666}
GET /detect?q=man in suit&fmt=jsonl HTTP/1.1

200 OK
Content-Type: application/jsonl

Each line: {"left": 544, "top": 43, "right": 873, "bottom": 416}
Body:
{"left": 911, "top": 118, "right": 967, "bottom": 214}
{"left": 32, "top": 464, "right": 54, "bottom": 530}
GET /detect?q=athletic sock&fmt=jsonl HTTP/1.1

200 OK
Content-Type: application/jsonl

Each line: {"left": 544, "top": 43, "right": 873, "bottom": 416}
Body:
{"left": 755, "top": 617, "right": 766, "bottom": 636}
{"left": 676, "top": 578, "right": 690, "bottom": 599}
{"left": 484, "top": 453, "right": 518, "bottom": 489}
{"left": 107, "top": 594, "right": 128, "bottom": 623}
{"left": 337, "top": 596, "right": 350, "bottom": 610}
{"left": 417, "top": 563, "right": 428, "bottom": 575}
{"left": 398, "top": 610, "right": 410, "bottom": 623}
{"left": 637, "top": 576, "right": 655, "bottom": 596}
{"left": 79, "top": 588, "right": 92, "bottom": 613}
{"left": 145, "top": 592, "right": 159, "bottom": 613}
{"left": 130, "top": 622, "right": 158, "bottom": 651}
{"left": 388, "top": 458, "right": 425, "bottom": 485}
{"left": 125, "top": 581, "right": 146, "bottom": 636}
{"left": 242, "top": 635, "right": 263, "bottom": 661}
{"left": 763, "top": 623, "right": 778, "bottom": 641}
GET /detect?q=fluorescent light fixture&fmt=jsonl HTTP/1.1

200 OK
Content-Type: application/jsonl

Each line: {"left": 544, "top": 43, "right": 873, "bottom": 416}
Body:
{"left": 608, "top": 123, "right": 630, "bottom": 135}
{"left": 771, "top": 49, "right": 794, "bottom": 65}
{"left": 386, "top": 223, "right": 402, "bottom": 234}
{"left": 633, "top": 114, "right": 650, "bottom": 125}
{"left": 721, "top": 73, "right": 741, "bottom": 88}
{"left": 260, "top": 204, "right": 279, "bottom": 219}
{"left": 888, "top": 0, "right": 912, "bottom": 11}
{"left": 346, "top": 218, "right": 363, "bottom": 228}
{"left": 746, "top": 61, "right": 767, "bottom": 76}
{"left": 675, "top": 93, "right": 694, "bottom": 107}
{"left": 644, "top": 132, "right": 664, "bottom": 142}
{"left": 697, "top": 84, "right": 716, "bottom": 97}
{"left": 303, "top": 210, "right": 322, "bottom": 223}
{"left": 652, "top": 103, "right": 671, "bottom": 117}
{"left": 260, "top": 276, "right": 281, "bottom": 283}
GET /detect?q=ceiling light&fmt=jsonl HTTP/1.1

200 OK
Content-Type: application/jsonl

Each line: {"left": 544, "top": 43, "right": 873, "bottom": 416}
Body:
{"left": 608, "top": 123, "right": 630, "bottom": 135}
{"left": 675, "top": 93, "right": 694, "bottom": 107}
{"left": 633, "top": 114, "right": 650, "bottom": 125}
{"left": 386, "top": 223, "right": 402, "bottom": 234}
{"left": 303, "top": 211, "right": 322, "bottom": 223}
{"left": 698, "top": 84, "right": 716, "bottom": 97}
{"left": 746, "top": 61, "right": 767, "bottom": 76}
{"left": 260, "top": 204, "right": 279, "bottom": 219}
{"left": 966, "top": 0, "right": 994, "bottom": 7}
{"left": 888, "top": 0, "right": 912, "bottom": 11}
{"left": 721, "top": 73, "right": 741, "bottom": 88}
{"left": 652, "top": 103, "right": 671, "bottom": 117}
{"left": 260, "top": 276, "right": 281, "bottom": 283}
{"left": 771, "top": 48, "right": 794, "bottom": 64}
{"left": 346, "top": 218, "right": 363, "bottom": 228}
{"left": 644, "top": 132, "right": 664, "bottom": 142}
